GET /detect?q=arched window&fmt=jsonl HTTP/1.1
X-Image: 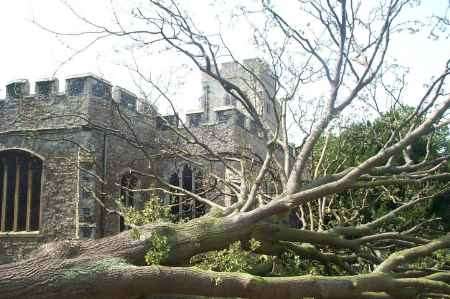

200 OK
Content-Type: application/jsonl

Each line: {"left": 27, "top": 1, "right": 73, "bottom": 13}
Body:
{"left": 120, "top": 173, "right": 138, "bottom": 208}
{"left": 168, "top": 172, "right": 180, "bottom": 217}
{"left": 181, "top": 165, "right": 193, "bottom": 219}
{"left": 182, "top": 165, "right": 193, "bottom": 191}
{"left": 168, "top": 165, "right": 206, "bottom": 221}
{"left": 0, "top": 149, "right": 42, "bottom": 232}
{"left": 193, "top": 170, "right": 206, "bottom": 218}
{"left": 119, "top": 172, "right": 138, "bottom": 232}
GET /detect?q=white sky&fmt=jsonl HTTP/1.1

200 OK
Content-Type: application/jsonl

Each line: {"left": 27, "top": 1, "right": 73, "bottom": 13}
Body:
{"left": 0, "top": 0, "right": 448, "bottom": 117}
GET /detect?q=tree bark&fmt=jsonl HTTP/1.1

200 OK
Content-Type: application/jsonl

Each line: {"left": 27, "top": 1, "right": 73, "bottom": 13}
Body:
{"left": 1, "top": 215, "right": 448, "bottom": 299}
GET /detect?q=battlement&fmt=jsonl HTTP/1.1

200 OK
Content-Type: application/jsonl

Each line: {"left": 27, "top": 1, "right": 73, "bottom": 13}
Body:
{"left": 2, "top": 74, "right": 153, "bottom": 114}
{"left": 174, "top": 107, "right": 258, "bottom": 134}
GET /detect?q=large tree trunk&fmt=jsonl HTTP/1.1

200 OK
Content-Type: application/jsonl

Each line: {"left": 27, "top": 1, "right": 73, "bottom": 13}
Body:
{"left": 1, "top": 215, "right": 449, "bottom": 299}
{"left": 0, "top": 215, "right": 254, "bottom": 299}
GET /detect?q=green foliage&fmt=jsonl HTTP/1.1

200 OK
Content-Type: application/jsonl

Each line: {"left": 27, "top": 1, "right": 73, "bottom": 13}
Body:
{"left": 191, "top": 239, "right": 267, "bottom": 274}
{"left": 275, "top": 250, "right": 324, "bottom": 276}
{"left": 123, "top": 196, "right": 172, "bottom": 226}
{"left": 415, "top": 249, "right": 450, "bottom": 270}
{"left": 310, "top": 106, "right": 449, "bottom": 231}
{"left": 118, "top": 196, "right": 173, "bottom": 265}
{"left": 145, "top": 233, "right": 170, "bottom": 265}
{"left": 313, "top": 106, "right": 448, "bottom": 174}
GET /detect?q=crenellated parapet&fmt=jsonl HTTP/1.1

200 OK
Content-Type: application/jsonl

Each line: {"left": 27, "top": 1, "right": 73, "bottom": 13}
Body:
{"left": 2, "top": 74, "right": 155, "bottom": 115}
{"left": 6, "top": 79, "right": 30, "bottom": 99}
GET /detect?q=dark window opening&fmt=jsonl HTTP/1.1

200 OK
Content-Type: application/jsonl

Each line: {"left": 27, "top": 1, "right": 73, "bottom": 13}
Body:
{"left": 120, "top": 173, "right": 138, "bottom": 208}
{"left": 0, "top": 150, "right": 42, "bottom": 232}
{"left": 182, "top": 165, "right": 192, "bottom": 191}
{"left": 169, "top": 172, "right": 180, "bottom": 217}
{"left": 119, "top": 173, "right": 138, "bottom": 232}
{"left": 168, "top": 166, "right": 205, "bottom": 221}
{"left": 119, "top": 216, "right": 125, "bottom": 232}
{"left": 193, "top": 170, "right": 206, "bottom": 218}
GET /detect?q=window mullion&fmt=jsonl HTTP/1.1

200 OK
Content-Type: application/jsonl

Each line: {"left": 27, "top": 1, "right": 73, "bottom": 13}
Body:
{"left": 13, "top": 158, "right": 20, "bottom": 231}
{"left": 26, "top": 160, "right": 32, "bottom": 232}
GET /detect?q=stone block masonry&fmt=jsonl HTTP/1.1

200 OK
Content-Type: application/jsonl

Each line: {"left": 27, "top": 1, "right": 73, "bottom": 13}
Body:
{"left": 0, "top": 58, "right": 278, "bottom": 262}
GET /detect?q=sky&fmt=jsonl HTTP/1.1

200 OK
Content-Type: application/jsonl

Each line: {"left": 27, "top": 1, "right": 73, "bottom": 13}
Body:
{"left": 0, "top": 0, "right": 448, "bottom": 117}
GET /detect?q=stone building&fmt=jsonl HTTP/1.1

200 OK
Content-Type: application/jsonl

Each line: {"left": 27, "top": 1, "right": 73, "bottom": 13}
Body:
{"left": 0, "top": 59, "right": 277, "bottom": 262}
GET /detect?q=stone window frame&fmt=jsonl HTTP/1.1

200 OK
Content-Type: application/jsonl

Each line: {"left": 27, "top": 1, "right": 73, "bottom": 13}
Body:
{"left": 0, "top": 149, "right": 44, "bottom": 235}
{"left": 167, "top": 164, "right": 205, "bottom": 221}
{"left": 118, "top": 170, "right": 141, "bottom": 232}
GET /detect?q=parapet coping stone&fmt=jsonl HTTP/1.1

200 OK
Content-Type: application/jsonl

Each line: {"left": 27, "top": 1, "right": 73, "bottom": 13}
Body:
{"left": 6, "top": 78, "right": 29, "bottom": 85}
{"left": 212, "top": 105, "right": 236, "bottom": 111}
{"left": 65, "top": 73, "right": 112, "bottom": 86}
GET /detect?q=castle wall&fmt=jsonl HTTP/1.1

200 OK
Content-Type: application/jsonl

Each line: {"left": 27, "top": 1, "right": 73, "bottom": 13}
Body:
{"left": 0, "top": 130, "right": 82, "bottom": 263}
{"left": 158, "top": 120, "right": 269, "bottom": 209}
{"left": 0, "top": 95, "right": 89, "bottom": 132}
{"left": 199, "top": 59, "right": 279, "bottom": 131}
{"left": 0, "top": 58, "right": 277, "bottom": 262}
{"left": 0, "top": 75, "right": 159, "bottom": 260}
{"left": 85, "top": 95, "right": 158, "bottom": 236}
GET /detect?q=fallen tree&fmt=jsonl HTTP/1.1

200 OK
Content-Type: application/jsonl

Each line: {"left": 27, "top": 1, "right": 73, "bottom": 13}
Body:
{"left": 2, "top": 0, "right": 450, "bottom": 298}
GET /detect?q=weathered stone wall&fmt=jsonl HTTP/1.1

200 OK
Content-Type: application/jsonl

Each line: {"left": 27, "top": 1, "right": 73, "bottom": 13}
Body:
{"left": 199, "top": 59, "right": 279, "bottom": 130}
{"left": 0, "top": 130, "right": 82, "bottom": 262}
{"left": 0, "top": 61, "right": 275, "bottom": 261}
{"left": 0, "top": 95, "right": 89, "bottom": 132}
{"left": 85, "top": 95, "right": 158, "bottom": 236}
{"left": 158, "top": 120, "right": 269, "bottom": 209}
{"left": 0, "top": 77, "right": 160, "bottom": 259}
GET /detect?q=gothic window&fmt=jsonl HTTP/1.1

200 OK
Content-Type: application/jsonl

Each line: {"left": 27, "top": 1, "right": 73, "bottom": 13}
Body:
{"left": 180, "top": 165, "right": 193, "bottom": 219}
{"left": 182, "top": 165, "right": 193, "bottom": 191}
{"left": 0, "top": 150, "right": 42, "bottom": 232}
{"left": 168, "top": 165, "right": 205, "bottom": 221}
{"left": 193, "top": 170, "right": 206, "bottom": 218}
{"left": 120, "top": 173, "right": 138, "bottom": 208}
{"left": 119, "top": 172, "right": 138, "bottom": 232}
{"left": 168, "top": 172, "right": 180, "bottom": 217}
